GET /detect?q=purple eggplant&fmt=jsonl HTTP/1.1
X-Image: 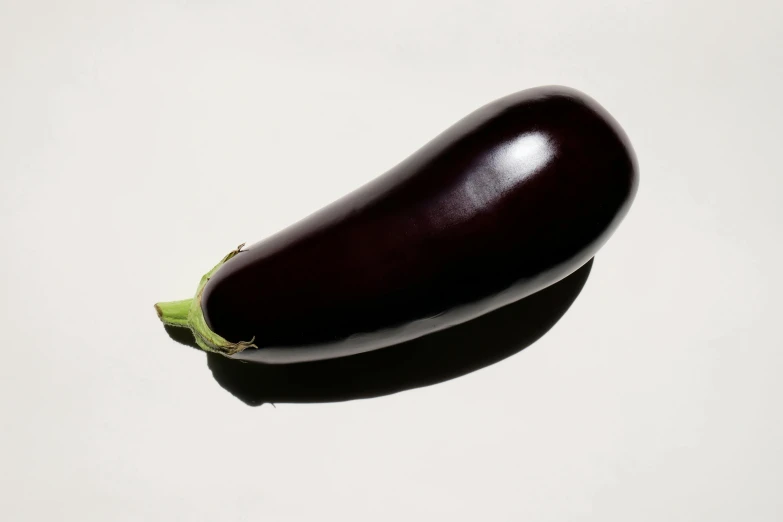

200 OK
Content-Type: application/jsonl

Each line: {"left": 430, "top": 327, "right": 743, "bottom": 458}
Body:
{"left": 155, "top": 86, "right": 638, "bottom": 363}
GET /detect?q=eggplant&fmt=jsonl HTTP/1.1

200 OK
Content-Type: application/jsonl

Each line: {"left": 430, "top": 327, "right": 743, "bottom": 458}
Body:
{"left": 155, "top": 86, "right": 638, "bottom": 363}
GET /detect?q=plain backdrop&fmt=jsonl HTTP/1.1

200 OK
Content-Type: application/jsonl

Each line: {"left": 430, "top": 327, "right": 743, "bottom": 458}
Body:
{"left": 2, "top": 1, "right": 782, "bottom": 520}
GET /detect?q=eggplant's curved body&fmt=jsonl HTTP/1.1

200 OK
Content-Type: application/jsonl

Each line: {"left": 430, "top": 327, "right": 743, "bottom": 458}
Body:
{"left": 201, "top": 86, "right": 638, "bottom": 363}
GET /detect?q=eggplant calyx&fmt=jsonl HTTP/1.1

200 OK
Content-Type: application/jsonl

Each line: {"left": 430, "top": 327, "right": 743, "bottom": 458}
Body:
{"left": 154, "top": 243, "right": 257, "bottom": 357}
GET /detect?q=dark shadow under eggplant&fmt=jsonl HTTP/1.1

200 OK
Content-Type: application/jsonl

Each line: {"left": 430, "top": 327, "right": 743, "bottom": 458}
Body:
{"left": 165, "top": 258, "right": 593, "bottom": 406}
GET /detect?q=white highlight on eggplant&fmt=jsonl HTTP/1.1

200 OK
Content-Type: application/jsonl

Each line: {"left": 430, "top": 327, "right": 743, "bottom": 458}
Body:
{"left": 429, "top": 132, "right": 555, "bottom": 227}
{"left": 493, "top": 131, "right": 554, "bottom": 180}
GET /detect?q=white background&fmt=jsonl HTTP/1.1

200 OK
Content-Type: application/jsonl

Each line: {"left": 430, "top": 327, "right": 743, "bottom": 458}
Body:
{"left": 2, "top": 1, "right": 782, "bottom": 520}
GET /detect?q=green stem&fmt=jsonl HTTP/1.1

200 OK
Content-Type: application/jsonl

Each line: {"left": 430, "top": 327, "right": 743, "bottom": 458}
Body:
{"left": 155, "top": 299, "right": 192, "bottom": 327}
{"left": 154, "top": 243, "right": 257, "bottom": 357}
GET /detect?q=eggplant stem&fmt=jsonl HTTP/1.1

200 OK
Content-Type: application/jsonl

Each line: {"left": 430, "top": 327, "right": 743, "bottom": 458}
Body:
{"left": 155, "top": 299, "right": 192, "bottom": 327}
{"left": 154, "top": 243, "right": 258, "bottom": 357}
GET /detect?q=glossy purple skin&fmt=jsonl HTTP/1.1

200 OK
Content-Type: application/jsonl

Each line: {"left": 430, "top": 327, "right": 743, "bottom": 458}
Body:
{"left": 203, "top": 86, "right": 638, "bottom": 363}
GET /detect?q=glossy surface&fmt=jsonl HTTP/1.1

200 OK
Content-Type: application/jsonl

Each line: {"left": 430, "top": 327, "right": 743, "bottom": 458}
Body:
{"left": 202, "top": 86, "right": 638, "bottom": 363}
